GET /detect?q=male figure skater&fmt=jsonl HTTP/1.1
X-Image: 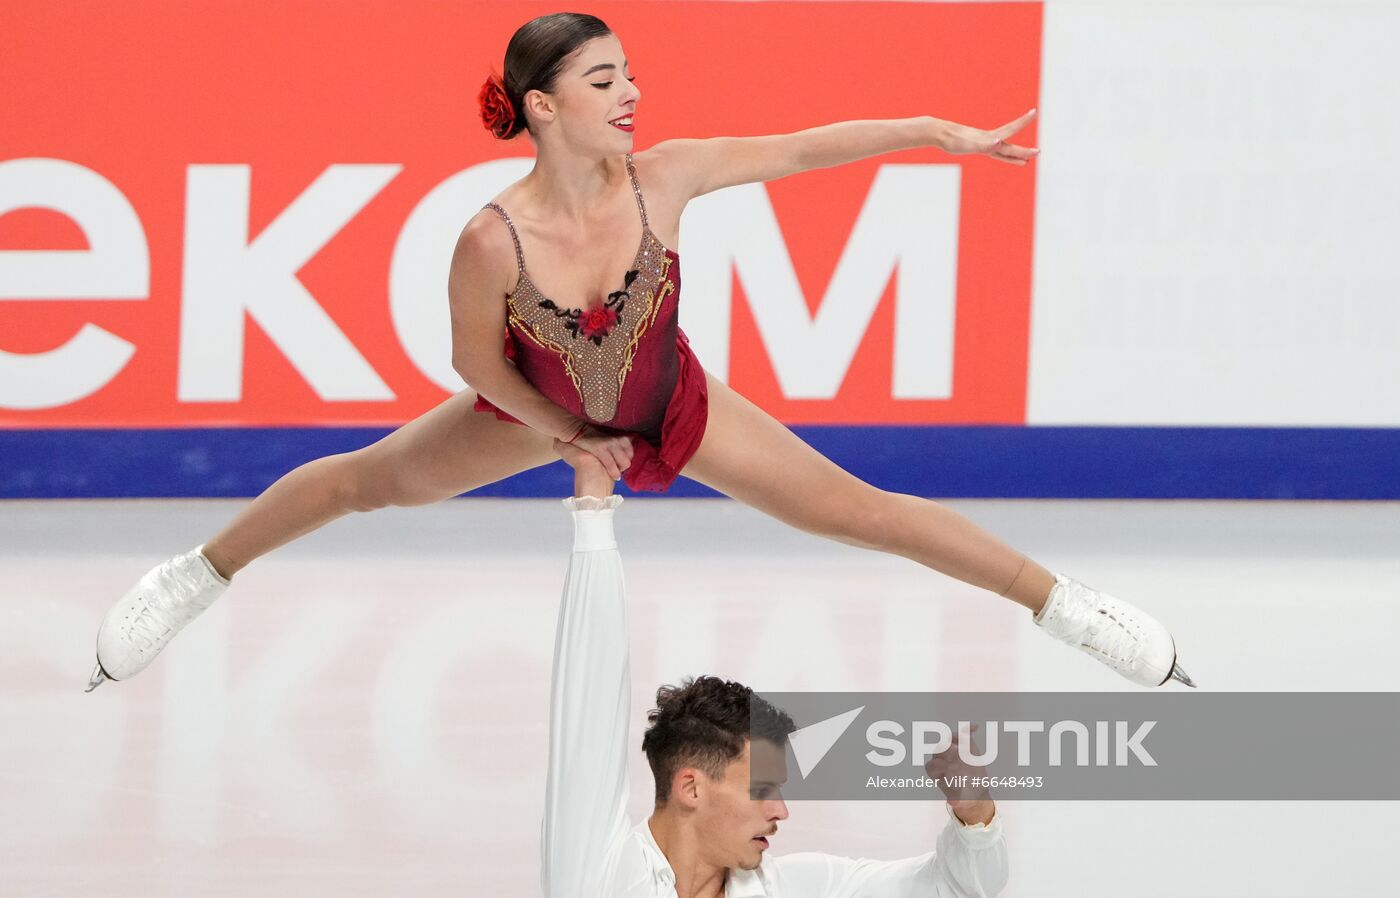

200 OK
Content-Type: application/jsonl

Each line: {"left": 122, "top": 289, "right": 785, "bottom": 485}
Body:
{"left": 546, "top": 452, "right": 1008, "bottom": 897}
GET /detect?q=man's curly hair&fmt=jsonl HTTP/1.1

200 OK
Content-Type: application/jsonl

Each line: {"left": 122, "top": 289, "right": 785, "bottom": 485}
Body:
{"left": 641, "top": 675, "right": 796, "bottom": 804}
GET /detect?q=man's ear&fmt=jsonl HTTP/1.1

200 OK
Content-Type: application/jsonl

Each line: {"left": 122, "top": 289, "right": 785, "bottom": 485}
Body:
{"left": 670, "top": 766, "right": 702, "bottom": 809}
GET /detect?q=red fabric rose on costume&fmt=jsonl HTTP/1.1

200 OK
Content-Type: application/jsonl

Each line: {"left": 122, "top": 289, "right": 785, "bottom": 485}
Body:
{"left": 478, "top": 74, "right": 516, "bottom": 139}
{"left": 579, "top": 306, "right": 619, "bottom": 341}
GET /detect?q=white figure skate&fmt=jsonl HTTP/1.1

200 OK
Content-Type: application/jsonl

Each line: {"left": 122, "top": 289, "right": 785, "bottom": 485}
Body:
{"left": 1034, "top": 574, "right": 1195, "bottom": 688}
{"left": 86, "top": 546, "right": 229, "bottom": 692}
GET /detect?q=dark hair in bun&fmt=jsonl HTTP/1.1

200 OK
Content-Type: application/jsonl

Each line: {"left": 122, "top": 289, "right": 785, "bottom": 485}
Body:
{"left": 479, "top": 12, "right": 613, "bottom": 140}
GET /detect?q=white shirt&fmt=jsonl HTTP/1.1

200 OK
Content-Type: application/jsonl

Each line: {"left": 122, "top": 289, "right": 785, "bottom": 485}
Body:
{"left": 543, "top": 498, "right": 1010, "bottom": 897}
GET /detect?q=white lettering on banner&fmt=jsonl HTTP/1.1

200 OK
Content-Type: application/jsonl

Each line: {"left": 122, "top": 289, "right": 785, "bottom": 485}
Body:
{"left": 679, "top": 164, "right": 961, "bottom": 398}
{"left": 389, "top": 157, "right": 534, "bottom": 393}
{"left": 4, "top": 158, "right": 964, "bottom": 408}
{"left": 0, "top": 158, "right": 149, "bottom": 410}
{"left": 178, "top": 164, "right": 401, "bottom": 402}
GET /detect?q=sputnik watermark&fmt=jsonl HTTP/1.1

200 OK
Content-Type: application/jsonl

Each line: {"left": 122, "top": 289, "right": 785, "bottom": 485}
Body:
{"left": 752, "top": 692, "right": 1400, "bottom": 800}
{"left": 790, "top": 710, "right": 1156, "bottom": 777}
{"left": 865, "top": 719, "right": 1156, "bottom": 767}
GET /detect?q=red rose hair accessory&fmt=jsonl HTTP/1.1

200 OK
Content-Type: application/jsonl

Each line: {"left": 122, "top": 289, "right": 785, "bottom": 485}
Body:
{"left": 478, "top": 73, "right": 516, "bottom": 139}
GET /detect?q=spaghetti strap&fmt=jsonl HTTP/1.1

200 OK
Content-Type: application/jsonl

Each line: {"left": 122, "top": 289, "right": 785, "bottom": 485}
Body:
{"left": 625, "top": 153, "right": 649, "bottom": 229}
{"left": 487, "top": 161, "right": 645, "bottom": 282}
{"left": 483, "top": 202, "right": 525, "bottom": 274}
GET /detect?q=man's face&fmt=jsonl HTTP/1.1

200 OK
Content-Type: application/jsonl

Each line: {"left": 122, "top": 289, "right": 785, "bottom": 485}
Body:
{"left": 694, "top": 739, "right": 790, "bottom": 871}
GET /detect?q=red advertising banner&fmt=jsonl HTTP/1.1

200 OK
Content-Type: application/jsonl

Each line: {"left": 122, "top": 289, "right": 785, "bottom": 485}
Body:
{"left": 0, "top": 0, "right": 1041, "bottom": 427}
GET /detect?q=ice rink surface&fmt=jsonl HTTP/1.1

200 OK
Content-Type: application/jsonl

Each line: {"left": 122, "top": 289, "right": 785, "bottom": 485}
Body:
{"left": 3, "top": 496, "right": 1397, "bottom": 896}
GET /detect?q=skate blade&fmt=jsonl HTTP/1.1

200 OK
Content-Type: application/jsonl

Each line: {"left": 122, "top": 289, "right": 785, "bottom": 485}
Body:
{"left": 85, "top": 662, "right": 109, "bottom": 693}
{"left": 1168, "top": 662, "right": 1197, "bottom": 688}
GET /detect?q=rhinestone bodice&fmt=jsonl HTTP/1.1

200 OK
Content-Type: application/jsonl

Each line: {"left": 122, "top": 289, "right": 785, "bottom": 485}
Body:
{"left": 482, "top": 154, "right": 682, "bottom": 434}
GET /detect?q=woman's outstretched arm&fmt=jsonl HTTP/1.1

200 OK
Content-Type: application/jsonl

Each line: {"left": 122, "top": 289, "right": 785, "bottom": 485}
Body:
{"left": 650, "top": 109, "right": 1038, "bottom": 200}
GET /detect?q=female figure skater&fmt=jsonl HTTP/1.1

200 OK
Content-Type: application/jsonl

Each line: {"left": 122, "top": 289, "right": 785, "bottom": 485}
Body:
{"left": 88, "top": 12, "right": 1192, "bottom": 692}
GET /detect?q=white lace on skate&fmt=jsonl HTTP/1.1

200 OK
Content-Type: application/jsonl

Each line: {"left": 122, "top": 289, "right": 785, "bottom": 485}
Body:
{"left": 1036, "top": 577, "right": 1148, "bottom": 679}
{"left": 124, "top": 562, "right": 218, "bottom": 654}
{"left": 94, "top": 546, "right": 228, "bottom": 683}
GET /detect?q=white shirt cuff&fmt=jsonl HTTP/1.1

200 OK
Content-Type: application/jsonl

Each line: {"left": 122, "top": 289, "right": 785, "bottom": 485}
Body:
{"left": 945, "top": 802, "right": 1003, "bottom": 849}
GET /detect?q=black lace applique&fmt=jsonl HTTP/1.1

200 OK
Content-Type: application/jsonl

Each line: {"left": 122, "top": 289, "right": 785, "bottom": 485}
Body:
{"left": 539, "top": 269, "right": 638, "bottom": 346}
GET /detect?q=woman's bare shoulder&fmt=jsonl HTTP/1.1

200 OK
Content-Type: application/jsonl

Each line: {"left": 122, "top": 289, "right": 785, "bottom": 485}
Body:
{"left": 449, "top": 206, "right": 519, "bottom": 297}
{"left": 632, "top": 139, "right": 706, "bottom": 188}
{"left": 630, "top": 141, "right": 707, "bottom": 229}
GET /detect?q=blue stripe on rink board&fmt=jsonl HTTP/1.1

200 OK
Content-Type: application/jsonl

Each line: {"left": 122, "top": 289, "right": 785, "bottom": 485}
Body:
{"left": 1, "top": 426, "right": 1398, "bottom": 500}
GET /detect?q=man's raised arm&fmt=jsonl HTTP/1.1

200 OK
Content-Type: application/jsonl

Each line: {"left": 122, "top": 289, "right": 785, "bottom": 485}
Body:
{"left": 540, "top": 460, "right": 631, "bottom": 897}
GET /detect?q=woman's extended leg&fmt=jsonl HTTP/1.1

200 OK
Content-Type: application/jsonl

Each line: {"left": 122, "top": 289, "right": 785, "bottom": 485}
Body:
{"left": 681, "top": 375, "right": 1055, "bottom": 612}
{"left": 89, "top": 391, "right": 558, "bottom": 689}
{"left": 202, "top": 390, "right": 557, "bottom": 578}
{"left": 681, "top": 375, "right": 1191, "bottom": 687}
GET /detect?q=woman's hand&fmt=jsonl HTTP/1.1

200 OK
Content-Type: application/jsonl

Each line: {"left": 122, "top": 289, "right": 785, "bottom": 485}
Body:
{"left": 940, "top": 108, "right": 1039, "bottom": 166}
{"left": 555, "top": 425, "right": 633, "bottom": 482}
{"left": 554, "top": 438, "right": 615, "bottom": 498}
